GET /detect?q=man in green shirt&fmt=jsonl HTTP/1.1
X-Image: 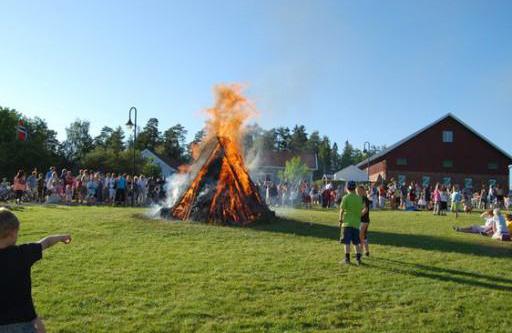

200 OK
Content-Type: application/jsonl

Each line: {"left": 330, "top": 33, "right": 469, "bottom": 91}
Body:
{"left": 339, "top": 181, "right": 367, "bottom": 265}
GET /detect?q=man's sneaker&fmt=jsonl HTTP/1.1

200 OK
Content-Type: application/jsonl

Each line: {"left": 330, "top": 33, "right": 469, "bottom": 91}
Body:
{"left": 342, "top": 258, "right": 350, "bottom": 265}
{"left": 365, "top": 252, "right": 370, "bottom": 257}
{"left": 356, "top": 258, "right": 362, "bottom": 266}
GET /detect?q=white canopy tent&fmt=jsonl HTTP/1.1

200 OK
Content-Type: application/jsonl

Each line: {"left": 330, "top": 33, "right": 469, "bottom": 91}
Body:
{"left": 333, "top": 165, "right": 369, "bottom": 182}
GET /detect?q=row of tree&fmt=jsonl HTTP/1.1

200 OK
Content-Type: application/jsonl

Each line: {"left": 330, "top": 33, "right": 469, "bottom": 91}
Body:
{"left": 0, "top": 106, "right": 385, "bottom": 179}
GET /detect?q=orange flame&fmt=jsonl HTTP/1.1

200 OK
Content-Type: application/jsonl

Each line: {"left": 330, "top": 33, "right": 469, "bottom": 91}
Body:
{"left": 170, "top": 84, "right": 270, "bottom": 225}
{"left": 203, "top": 84, "right": 255, "bottom": 150}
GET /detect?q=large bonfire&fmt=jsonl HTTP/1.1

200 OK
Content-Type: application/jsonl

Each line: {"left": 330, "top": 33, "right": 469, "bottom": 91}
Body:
{"left": 164, "top": 84, "right": 273, "bottom": 226}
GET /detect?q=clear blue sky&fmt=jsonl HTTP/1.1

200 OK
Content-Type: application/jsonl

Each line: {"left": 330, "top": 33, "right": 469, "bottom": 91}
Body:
{"left": 1, "top": 0, "right": 511, "bottom": 154}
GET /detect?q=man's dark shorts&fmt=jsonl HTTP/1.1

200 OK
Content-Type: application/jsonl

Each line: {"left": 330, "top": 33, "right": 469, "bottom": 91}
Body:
{"left": 341, "top": 227, "right": 360, "bottom": 245}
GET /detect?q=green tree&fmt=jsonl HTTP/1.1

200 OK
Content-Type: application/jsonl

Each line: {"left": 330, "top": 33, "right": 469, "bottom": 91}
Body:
{"left": 306, "top": 131, "right": 321, "bottom": 154}
{"left": 317, "top": 136, "right": 332, "bottom": 176}
{"left": 136, "top": 118, "right": 161, "bottom": 150}
{"left": 340, "top": 140, "right": 355, "bottom": 169}
{"left": 161, "top": 123, "right": 188, "bottom": 163}
{"left": 278, "top": 156, "right": 309, "bottom": 184}
{"left": 94, "top": 127, "right": 113, "bottom": 148}
{"left": 331, "top": 142, "right": 342, "bottom": 172}
{"left": 0, "top": 107, "right": 65, "bottom": 177}
{"left": 275, "top": 127, "right": 291, "bottom": 151}
{"left": 63, "top": 119, "right": 94, "bottom": 163}
{"left": 289, "top": 125, "right": 308, "bottom": 153}
{"left": 105, "top": 126, "right": 126, "bottom": 154}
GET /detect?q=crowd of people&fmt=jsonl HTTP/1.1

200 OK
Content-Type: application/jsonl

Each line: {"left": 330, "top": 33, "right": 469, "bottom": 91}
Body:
{"left": 258, "top": 178, "right": 511, "bottom": 214}
{"left": 1, "top": 167, "right": 168, "bottom": 206}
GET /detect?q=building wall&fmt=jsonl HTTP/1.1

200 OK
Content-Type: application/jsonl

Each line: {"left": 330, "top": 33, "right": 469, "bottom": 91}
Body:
{"left": 386, "top": 170, "right": 508, "bottom": 190}
{"left": 364, "top": 117, "right": 511, "bottom": 189}
{"left": 385, "top": 117, "right": 511, "bottom": 176}
{"left": 362, "top": 160, "right": 387, "bottom": 182}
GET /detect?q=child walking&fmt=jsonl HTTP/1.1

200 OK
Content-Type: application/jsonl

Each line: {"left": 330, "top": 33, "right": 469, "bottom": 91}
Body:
{"left": 0, "top": 208, "right": 71, "bottom": 332}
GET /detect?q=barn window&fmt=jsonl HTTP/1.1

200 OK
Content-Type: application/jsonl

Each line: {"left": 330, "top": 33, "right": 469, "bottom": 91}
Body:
{"left": 442, "top": 130, "right": 453, "bottom": 143}
{"left": 442, "top": 160, "right": 453, "bottom": 168}
{"left": 488, "top": 162, "right": 498, "bottom": 170}
{"left": 396, "top": 158, "right": 407, "bottom": 166}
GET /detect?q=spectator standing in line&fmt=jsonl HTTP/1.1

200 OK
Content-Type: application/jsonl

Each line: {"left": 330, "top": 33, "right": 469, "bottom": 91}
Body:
{"left": 13, "top": 170, "right": 26, "bottom": 206}
{"left": 116, "top": 174, "right": 127, "bottom": 206}
{"left": 25, "top": 171, "right": 37, "bottom": 202}
{"left": 108, "top": 173, "right": 117, "bottom": 205}
{"left": 450, "top": 185, "right": 462, "bottom": 218}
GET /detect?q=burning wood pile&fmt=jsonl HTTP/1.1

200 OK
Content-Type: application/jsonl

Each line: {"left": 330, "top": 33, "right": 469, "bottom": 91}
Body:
{"left": 161, "top": 85, "right": 273, "bottom": 225}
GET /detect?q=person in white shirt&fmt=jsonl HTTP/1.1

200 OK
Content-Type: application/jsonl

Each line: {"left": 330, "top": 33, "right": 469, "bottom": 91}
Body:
{"left": 491, "top": 208, "right": 511, "bottom": 241}
{"left": 137, "top": 175, "right": 148, "bottom": 206}
{"left": 453, "top": 210, "right": 494, "bottom": 235}
{"left": 108, "top": 173, "right": 117, "bottom": 205}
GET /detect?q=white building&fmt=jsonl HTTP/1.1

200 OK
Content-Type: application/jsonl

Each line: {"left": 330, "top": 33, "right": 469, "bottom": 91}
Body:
{"left": 141, "top": 149, "right": 178, "bottom": 178}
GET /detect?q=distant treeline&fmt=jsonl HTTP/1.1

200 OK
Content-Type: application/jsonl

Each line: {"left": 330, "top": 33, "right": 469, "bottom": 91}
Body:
{"left": 0, "top": 106, "right": 385, "bottom": 179}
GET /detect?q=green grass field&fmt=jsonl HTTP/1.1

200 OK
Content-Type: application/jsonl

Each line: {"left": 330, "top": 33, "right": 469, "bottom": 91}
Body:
{"left": 11, "top": 205, "right": 512, "bottom": 332}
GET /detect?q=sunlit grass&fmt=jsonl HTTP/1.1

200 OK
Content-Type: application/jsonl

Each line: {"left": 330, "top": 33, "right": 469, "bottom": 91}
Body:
{"left": 12, "top": 205, "right": 512, "bottom": 332}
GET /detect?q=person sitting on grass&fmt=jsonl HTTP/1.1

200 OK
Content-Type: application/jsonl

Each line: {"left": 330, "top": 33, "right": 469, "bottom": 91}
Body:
{"left": 453, "top": 209, "right": 494, "bottom": 235}
{"left": 0, "top": 208, "right": 72, "bottom": 333}
{"left": 356, "top": 185, "right": 371, "bottom": 257}
{"left": 490, "top": 208, "right": 510, "bottom": 241}
{"left": 338, "top": 181, "right": 367, "bottom": 265}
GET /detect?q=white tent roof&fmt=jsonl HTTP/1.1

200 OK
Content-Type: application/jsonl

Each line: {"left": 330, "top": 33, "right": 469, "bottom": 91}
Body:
{"left": 333, "top": 165, "right": 369, "bottom": 182}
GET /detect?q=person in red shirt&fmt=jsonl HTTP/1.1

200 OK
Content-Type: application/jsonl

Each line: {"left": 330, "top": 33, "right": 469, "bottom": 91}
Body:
{"left": 13, "top": 170, "right": 26, "bottom": 206}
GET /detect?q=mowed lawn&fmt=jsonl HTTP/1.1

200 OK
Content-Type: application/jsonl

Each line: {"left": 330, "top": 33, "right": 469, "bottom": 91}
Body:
{"left": 11, "top": 205, "right": 512, "bottom": 332}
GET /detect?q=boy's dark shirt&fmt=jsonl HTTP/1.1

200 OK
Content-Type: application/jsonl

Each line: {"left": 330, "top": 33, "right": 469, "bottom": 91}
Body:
{"left": 361, "top": 196, "right": 370, "bottom": 223}
{"left": 0, "top": 243, "right": 42, "bottom": 325}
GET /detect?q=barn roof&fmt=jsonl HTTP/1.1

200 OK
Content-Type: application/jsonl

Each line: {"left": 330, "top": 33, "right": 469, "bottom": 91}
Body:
{"left": 256, "top": 151, "right": 318, "bottom": 170}
{"left": 357, "top": 113, "right": 512, "bottom": 168}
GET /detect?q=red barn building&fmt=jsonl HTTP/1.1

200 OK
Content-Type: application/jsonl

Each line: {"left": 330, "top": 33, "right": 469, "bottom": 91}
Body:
{"left": 358, "top": 114, "right": 512, "bottom": 191}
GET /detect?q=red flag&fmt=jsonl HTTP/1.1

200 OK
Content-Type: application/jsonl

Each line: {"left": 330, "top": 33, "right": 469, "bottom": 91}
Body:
{"left": 17, "top": 119, "right": 27, "bottom": 142}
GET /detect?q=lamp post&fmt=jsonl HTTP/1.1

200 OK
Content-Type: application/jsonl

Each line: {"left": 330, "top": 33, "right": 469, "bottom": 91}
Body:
{"left": 126, "top": 106, "right": 137, "bottom": 207}
{"left": 363, "top": 141, "right": 371, "bottom": 184}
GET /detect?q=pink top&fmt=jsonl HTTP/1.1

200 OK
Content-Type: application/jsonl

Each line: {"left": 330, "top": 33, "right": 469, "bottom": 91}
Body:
{"left": 433, "top": 189, "right": 441, "bottom": 202}
{"left": 13, "top": 176, "right": 26, "bottom": 191}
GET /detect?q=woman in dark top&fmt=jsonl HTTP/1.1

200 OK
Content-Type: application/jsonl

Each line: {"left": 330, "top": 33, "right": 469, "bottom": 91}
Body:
{"left": 357, "top": 185, "right": 371, "bottom": 257}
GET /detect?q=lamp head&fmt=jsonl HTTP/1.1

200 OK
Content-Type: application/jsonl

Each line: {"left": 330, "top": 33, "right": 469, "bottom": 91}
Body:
{"left": 126, "top": 118, "right": 133, "bottom": 130}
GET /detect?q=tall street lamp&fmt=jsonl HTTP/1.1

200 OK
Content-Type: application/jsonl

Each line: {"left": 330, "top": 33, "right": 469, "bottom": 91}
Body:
{"left": 363, "top": 141, "right": 371, "bottom": 184}
{"left": 126, "top": 106, "right": 137, "bottom": 207}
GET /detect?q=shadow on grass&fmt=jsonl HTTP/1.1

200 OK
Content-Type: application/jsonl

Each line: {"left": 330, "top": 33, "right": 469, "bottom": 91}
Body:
{"left": 367, "top": 258, "right": 512, "bottom": 293}
{"left": 252, "top": 217, "right": 512, "bottom": 258}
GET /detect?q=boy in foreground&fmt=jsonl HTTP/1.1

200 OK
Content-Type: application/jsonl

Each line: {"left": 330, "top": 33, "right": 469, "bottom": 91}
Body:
{"left": 0, "top": 208, "right": 71, "bottom": 333}
{"left": 339, "top": 181, "right": 367, "bottom": 265}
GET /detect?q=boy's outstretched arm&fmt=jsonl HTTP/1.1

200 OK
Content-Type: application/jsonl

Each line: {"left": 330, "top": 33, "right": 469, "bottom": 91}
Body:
{"left": 38, "top": 234, "right": 72, "bottom": 250}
